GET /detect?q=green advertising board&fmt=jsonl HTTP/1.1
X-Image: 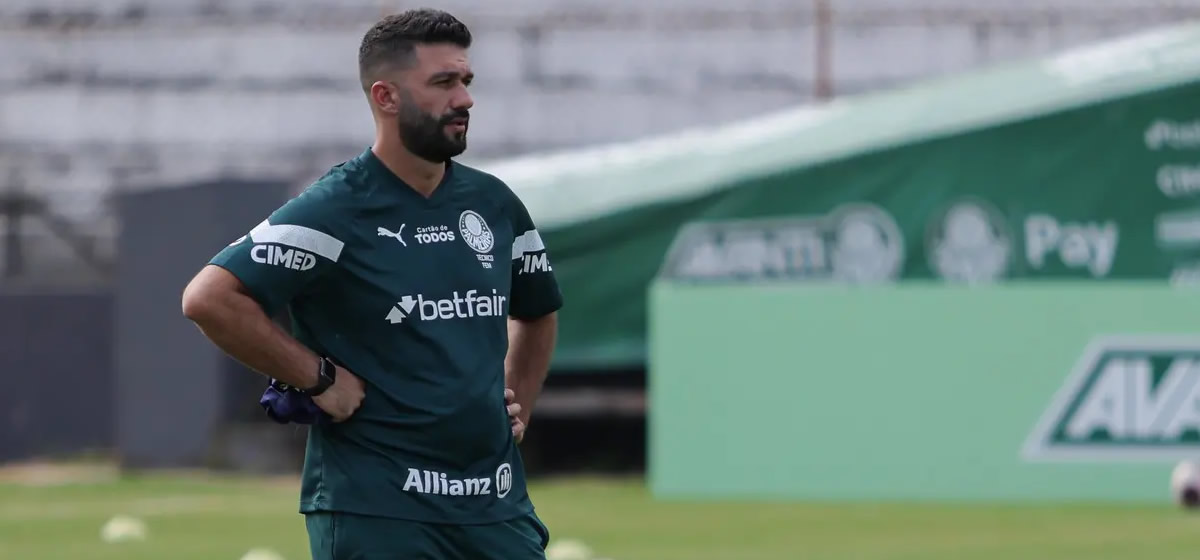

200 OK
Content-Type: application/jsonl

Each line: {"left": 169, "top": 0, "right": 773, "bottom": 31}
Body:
{"left": 648, "top": 282, "right": 1200, "bottom": 502}
{"left": 653, "top": 83, "right": 1200, "bottom": 286}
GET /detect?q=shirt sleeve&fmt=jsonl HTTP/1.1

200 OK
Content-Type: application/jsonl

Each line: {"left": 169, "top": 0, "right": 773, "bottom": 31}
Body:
{"left": 208, "top": 188, "right": 346, "bottom": 316}
{"left": 508, "top": 193, "right": 564, "bottom": 320}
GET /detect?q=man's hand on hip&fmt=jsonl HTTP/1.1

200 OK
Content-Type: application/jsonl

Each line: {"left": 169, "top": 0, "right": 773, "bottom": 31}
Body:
{"left": 313, "top": 366, "right": 366, "bottom": 422}
{"left": 505, "top": 388, "right": 526, "bottom": 443}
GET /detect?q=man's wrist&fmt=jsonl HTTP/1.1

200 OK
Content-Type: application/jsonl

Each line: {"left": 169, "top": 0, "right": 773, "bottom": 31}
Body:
{"left": 305, "top": 356, "right": 337, "bottom": 396}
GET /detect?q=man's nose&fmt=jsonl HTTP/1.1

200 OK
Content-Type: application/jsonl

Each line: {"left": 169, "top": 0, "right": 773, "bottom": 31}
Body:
{"left": 453, "top": 88, "right": 474, "bottom": 111}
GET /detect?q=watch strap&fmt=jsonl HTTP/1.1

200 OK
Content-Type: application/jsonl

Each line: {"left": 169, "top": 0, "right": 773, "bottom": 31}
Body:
{"left": 306, "top": 357, "right": 336, "bottom": 396}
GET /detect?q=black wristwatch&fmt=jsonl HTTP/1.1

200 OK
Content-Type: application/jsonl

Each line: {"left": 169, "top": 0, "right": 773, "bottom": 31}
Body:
{"left": 306, "top": 357, "right": 337, "bottom": 396}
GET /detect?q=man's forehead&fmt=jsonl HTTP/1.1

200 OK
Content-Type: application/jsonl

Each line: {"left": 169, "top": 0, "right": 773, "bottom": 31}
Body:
{"left": 412, "top": 43, "right": 471, "bottom": 73}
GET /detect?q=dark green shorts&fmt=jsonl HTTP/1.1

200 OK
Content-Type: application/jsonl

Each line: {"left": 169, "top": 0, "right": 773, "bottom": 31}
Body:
{"left": 305, "top": 510, "right": 550, "bottom": 560}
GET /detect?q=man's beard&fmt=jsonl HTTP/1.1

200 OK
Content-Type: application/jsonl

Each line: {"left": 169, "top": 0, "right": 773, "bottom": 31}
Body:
{"left": 397, "top": 103, "right": 469, "bottom": 163}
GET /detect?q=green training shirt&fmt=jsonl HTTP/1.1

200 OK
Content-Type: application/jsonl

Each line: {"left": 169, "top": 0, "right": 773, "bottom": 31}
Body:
{"left": 208, "top": 148, "right": 563, "bottom": 524}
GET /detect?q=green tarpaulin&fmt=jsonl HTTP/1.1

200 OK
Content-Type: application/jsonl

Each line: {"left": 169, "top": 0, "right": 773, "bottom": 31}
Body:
{"left": 480, "top": 22, "right": 1200, "bottom": 371}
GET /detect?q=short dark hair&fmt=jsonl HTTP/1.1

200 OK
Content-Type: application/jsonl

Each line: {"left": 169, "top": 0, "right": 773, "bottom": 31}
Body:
{"left": 358, "top": 8, "right": 472, "bottom": 91}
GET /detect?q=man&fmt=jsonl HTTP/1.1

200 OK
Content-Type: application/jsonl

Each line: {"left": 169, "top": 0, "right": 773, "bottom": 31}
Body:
{"left": 180, "top": 8, "right": 561, "bottom": 559}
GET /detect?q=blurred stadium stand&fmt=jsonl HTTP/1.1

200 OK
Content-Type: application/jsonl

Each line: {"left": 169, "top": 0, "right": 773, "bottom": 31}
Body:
{"left": 5, "top": 0, "right": 1200, "bottom": 471}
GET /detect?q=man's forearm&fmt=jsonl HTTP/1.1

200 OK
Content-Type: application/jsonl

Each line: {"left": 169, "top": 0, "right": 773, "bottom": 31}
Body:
{"left": 505, "top": 313, "right": 557, "bottom": 426}
{"left": 183, "top": 271, "right": 320, "bottom": 389}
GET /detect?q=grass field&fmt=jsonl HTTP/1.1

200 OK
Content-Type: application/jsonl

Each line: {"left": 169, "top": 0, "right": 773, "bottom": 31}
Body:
{"left": 3, "top": 468, "right": 1200, "bottom": 560}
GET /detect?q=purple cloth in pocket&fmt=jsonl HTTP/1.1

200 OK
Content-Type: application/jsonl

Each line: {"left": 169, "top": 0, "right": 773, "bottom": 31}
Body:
{"left": 259, "top": 379, "right": 330, "bottom": 425}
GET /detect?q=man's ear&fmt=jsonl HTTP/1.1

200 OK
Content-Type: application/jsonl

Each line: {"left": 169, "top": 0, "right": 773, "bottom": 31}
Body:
{"left": 370, "top": 81, "right": 399, "bottom": 114}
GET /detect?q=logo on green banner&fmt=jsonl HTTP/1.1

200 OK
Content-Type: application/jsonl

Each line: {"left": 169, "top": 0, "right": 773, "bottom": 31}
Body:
{"left": 658, "top": 203, "right": 904, "bottom": 284}
{"left": 1023, "top": 335, "right": 1200, "bottom": 461}
{"left": 926, "top": 198, "right": 1012, "bottom": 284}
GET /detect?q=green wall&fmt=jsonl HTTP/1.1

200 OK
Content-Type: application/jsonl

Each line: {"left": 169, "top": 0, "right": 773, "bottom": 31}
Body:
{"left": 649, "top": 282, "right": 1200, "bottom": 502}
